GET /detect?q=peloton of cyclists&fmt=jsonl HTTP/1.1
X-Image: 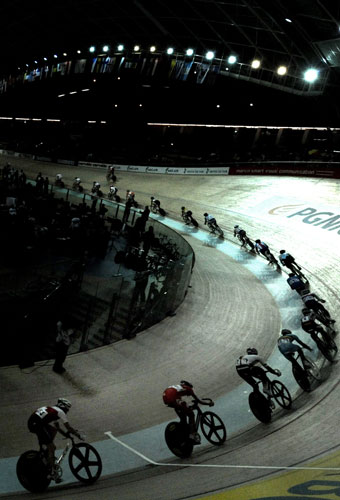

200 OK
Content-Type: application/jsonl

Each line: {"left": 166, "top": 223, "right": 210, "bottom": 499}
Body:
{"left": 236, "top": 348, "right": 281, "bottom": 408}
{"left": 27, "top": 398, "right": 83, "bottom": 482}
{"left": 163, "top": 380, "right": 214, "bottom": 444}
{"left": 277, "top": 329, "right": 312, "bottom": 369}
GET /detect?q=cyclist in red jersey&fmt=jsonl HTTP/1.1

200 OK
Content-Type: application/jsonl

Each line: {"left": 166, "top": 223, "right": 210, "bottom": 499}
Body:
{"left": 27, "top": 398, "right": 82, "bottom": 481}
{"left": 163, "top": 381, "right": 213, "bottom": 444}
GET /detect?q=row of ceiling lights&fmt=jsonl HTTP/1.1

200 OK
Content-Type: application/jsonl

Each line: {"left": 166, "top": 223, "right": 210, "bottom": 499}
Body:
{"left": 22, "top": 44, "right": 320, "bottom": 83}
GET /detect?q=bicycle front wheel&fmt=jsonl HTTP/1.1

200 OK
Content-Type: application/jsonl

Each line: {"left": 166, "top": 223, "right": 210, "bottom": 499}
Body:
{"left": 68, "top": 443, "right": 102, "bottom": 484}
{"left": 200, "top": 411, "right": 227, "bottom": 445}
{"left": 248, "top": 392, "right": 271, "bottom": 423}
{"left": 271, "top": 380, "right": 292, "bottom": 409}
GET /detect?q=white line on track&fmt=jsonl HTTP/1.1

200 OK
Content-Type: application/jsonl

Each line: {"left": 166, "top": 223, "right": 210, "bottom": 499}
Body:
{"left": 104, "top": 431, "right": 340, "bottom": 471}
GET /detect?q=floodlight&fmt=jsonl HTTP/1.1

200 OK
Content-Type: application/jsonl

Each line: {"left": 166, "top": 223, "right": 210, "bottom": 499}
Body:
{"left": 304, "top": 68, "right": 319, "bottom": 82}
{"left": 167, "top": 47, "right": 174, "bottom": 55}
{"left": 118, "top": 44, "right": 124, "bottom": 51}
{"left": 43, "top": 57, "right": 47, "bottom": 61}
{"left": 251, "top": 59, "right": 261, "bottom": 69}
{"left": 186, "top": 48, "right": 194, "bottom": 56}
{"left": 102, "top": 45, "right": 109, "bottom": 52}
{"left": 228, "top": 55, "right": 237, "bottom": 64}
{"left": 134, "top": 45, "right": 140, "bottom": 51}
{"left": 277, "top": 65, "right": 287, "bottom": 75}
{"left": 285, "top": 18, "right": 292, "bottom": 23}
{"left": 77, "top": 50, "right": 81, "bottom": 54}
{"left": 150, "top": 46, "right": 156, "bottom": 52}
{"left": 89, "top": 46, "right": 95, "bottom": 53}
{"left": 53, "top": 54, "right": 58, "bottom": 59}
{"left": 205, "top": 51, "right": 215, "bottom": 60}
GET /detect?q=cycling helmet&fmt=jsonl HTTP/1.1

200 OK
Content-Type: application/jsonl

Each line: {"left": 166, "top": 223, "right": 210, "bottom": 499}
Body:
{"left": 234, "top": 225, "right": 239, "bottom": 229}
{"left": 246, "top": 348, "right": 258, "bottom": 355}
{"left": 281, "top": 329, "right": 292, "bottom": 336}
{"left": 280, "top": 250, "right": 286, "bottom": 254}
{"left": 255, "top": 239, "right": 260, "bottom": 243}
{"left": 302, "top": 308, "right": 310, "bottom": 315}
{"left": 181, "top": 206, "right": 185, "bottom": 210}
{"left": 203, "top": 213, "right": 208, "bottom": 217}
{"left": 180, "top": 380, "right": 193, "bottom": 388}
{"left": 57, "top": 398, "right": 72, "bottom": 412}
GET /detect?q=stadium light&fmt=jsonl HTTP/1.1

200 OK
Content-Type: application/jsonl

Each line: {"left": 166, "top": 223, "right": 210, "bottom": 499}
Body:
{"left": 186, "top": 48, "right": 194, "bottom": 56}
{"left": 205, "top": 51, "right": 215, "bottom": 60}
{"left": 118, "top": 44, "right": 124, "bottom": 51}
{"left": 167, "top": 47, "right": 174, "bottom": 55}
{"left": 277, "top": 65, "right": 287, "bottom": 75}
{"left": 251, "top": 59, "right": 261, "bottom": 69}
{"left": 89, "top": 46, "right": 96, "bottom": 53}
{"left": 228, "top": 55, "right": 237, "bottom": 64}
{"left": 134, "top": 45, "right": 140, "bottom": 51}
{"left": 150, "top": 46, "right": 156, "bottom": 52}
{"left": 304, "top": 68, "right": 319, "bottom": 83}
{"left": 102, "top": 45, "right": 109, "bottom": 52}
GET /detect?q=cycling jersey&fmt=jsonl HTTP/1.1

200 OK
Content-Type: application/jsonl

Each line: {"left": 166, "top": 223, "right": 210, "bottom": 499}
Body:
{"left": 287, "top": 275, "right": 304, "bottom": 290}
{"left": 301, "top": 311, "right": 319, "bottom": 332}
{"left": 277, "top": 334, "right": 303, "bottom": 354}
{"left": 163, "top": 384, "right": 194, "bottom": 406}
{"left": 236, "top": 354, "right": 266, "bottom": 369}
{"left": 110, "top": 186, "right": 117, "bottom": 194}
{"left": 279, "top": 252, "right": 295, "bottom": 266}
{"left": 30, "top": 406, "right": 68, "bottom": 427}
{"left": 255, "top": 242, "right": 268, "bottom": 253}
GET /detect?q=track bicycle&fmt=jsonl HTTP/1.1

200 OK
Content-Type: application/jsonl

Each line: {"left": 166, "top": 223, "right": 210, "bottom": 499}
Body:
{"left": 290, "top": 350, "right": 321, "bottom": 392}
{"left": 16, "top": 434, "right": 102, "bottom": 493}
{"left": 248, "top": 375, "right": 292, "bottom": 424}
{"left": 287, "top": 261, "right": 307, "bottom": 281}
{"left": 237, "top": 234, "right": 255, "bottom": 252}
{"left": 207, "top": 221, "right": 224, "bottom": 238}
{"left": 308, "top": 326, "right": 338, "bottom": 362}
{"left": 165, "top": 398, "right": 227, "bottom": 458}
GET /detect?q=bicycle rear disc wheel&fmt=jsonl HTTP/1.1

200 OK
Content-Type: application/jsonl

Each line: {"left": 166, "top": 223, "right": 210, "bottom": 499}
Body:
{"left": 16, "top": 450, "right": 51, "bottom": 493}
{"left": 200, "top": 412, "right": 227, "bottom": 445}
{"left": 164, "top": 422, "right": 193, "bottom": 458}
{"left": 292, "top": 364, "right": 311, "bottom": 392}
{"left": 68, "top": 443, "right": 102, "bottom": 484}
{"left": 271, "top": 380, "right": 292, "bottom": 409}
{"left": 248, "top": 392, "right": 271, "bottom": 423}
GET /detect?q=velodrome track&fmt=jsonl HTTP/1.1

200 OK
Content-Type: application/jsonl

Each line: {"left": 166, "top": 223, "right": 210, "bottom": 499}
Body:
{"left": 1, "top": 158, "right": 340, "bottom": 499}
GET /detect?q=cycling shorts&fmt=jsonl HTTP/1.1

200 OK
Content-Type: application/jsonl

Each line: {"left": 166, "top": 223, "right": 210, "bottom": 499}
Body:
{"left": 27, "top": 414, "right": 56, "bottom": 445}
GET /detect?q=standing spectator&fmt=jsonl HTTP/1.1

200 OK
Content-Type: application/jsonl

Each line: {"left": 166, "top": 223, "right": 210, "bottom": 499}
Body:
{"left": 141, "top": 226, "right": 155, "bottom": 256}
{"left": 53, "top": 320, "right": 74, "bottom": 374}
{"left": 123, "top": 197, "right": 133, "bottom": 223}
{"left": 139, "top": 205, "right": 150, "bottom": 232}
{"left": 43, "top": 177, "right": 49, "bottom": 195}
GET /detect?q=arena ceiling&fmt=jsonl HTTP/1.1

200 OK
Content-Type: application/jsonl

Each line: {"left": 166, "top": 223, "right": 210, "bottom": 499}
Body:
{"left": 1, "top": 0, "right": 340, "bottom": 76}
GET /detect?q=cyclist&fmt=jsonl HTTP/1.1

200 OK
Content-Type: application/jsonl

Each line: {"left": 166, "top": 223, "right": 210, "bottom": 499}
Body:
{"left": 27, "top": 398, "right": 83, "bottom": 482}
{"left": 181, "top": 206, "right": 191, "bottom": 224}
{"left": 277, "top": 329, "right": 312, "bottom": 369}
{"left": 109, "top": 185, "right": 118, "bottom": 199}
{"left": 203, "top": 213, "right": 219, "bottom": 231}
{"left": 236, "top": 348, "right": 281, "bottom": 407}
{"left": 279, "top": 250, "right": 301, "bottom": 273}
{"left": 163, "top": 381, "right": 214, "bottom": 444}
{"left": 254, "top": 239, "right": 270, "bottom": 259}
{"left": 287, "top": 273, "right": 308, "bottom": 295}
{"left": 301, "top": 307, "right": 332, "bottom": 335}
{"left": 300, "top": 290, "right": 335, "bottom": 326}
{"left": 234, "top": 225, "right": 246, "bottom": 243}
